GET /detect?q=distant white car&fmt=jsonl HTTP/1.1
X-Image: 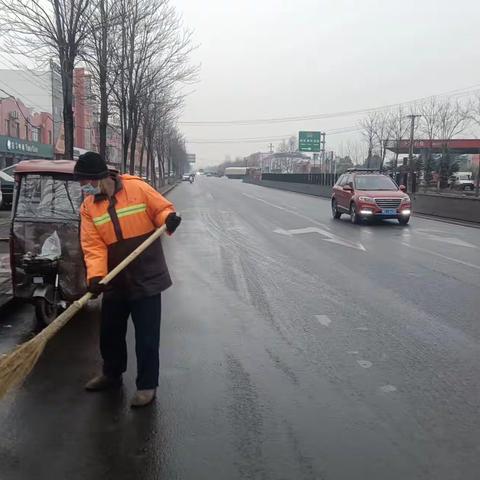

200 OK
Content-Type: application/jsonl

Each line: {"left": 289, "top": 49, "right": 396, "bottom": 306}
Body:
{"left": 449, "top": 172, "right": 475, "bottom": 191}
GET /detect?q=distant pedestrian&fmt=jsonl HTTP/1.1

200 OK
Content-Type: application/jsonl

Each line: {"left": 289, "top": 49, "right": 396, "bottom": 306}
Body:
{"left": 74, "top": 152, "right": 181, "bottom": 407}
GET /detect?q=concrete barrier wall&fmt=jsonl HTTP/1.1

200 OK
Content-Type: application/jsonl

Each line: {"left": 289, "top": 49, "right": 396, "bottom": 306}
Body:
{"left": 412, "top": 193, "right": 480, "bottom": 223}
{"left": 244, "top": 178, "right": 480, "bottom": 224}
{"left": 244, "top": 178, "right": 332, "bottom": 198}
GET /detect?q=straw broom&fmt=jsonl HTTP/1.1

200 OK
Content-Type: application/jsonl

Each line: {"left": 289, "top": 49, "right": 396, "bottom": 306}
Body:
{"left": 0, "top": 225, "right": 167, "bottom": 400}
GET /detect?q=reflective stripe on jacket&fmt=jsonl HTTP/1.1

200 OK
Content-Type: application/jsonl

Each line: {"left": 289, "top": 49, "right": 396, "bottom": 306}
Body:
{"left": 80, "top": 175, "right": 175, "bottom": 299}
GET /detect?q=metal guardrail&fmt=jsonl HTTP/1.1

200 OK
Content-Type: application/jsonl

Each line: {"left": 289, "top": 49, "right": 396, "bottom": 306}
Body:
{"left": 261, "top": 173, "right": 340, "bottom": 186}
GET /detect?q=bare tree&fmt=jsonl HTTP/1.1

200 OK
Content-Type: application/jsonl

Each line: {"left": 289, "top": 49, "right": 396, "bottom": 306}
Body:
{"left": 374, "top": 111, "right": 392, "bottom": 169}
{"left": 360, "top": 113, "right": 379, "bottom": 167}
{"left": 0, "top": 0, "right": 94, "bottom": 159}
{"left": 343, "top": 139, "right": 367, "bottom": 166}
{"left": 287, "top": 135, "right": 297, "bottom": 152}
{"left": 388, "top": 106, "right": 409, "bottom": 174}
{"left": 437, "top": 99, "right": 471, "bottom": 186}
{"left": 81, "top": 0, "right": 120, "bottom": 159}
{"left": 111, "top": 0, "right": 196, "bottom": 173}
{"left": 436, "top": 99, "right": 470, "bottom": 141}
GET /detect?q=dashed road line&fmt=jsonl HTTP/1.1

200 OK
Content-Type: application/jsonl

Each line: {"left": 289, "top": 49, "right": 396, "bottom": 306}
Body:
{"left": 315, "top": 315, "right": 332, "bottom": 327}
{"left": 380, "top": 385, "right": 397, "bottom": 393}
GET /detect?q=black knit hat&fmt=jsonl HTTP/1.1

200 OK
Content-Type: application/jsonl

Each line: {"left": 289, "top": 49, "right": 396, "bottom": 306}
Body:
{"left": 74, "top": 152, "right": 109, "bottom": 180}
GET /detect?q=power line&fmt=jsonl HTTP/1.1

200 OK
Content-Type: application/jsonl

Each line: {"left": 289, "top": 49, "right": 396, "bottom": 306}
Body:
{"left": 185, "top": 126, "right": 362, "bottom": 144}
{"left": 0, "top": 77, "right": 50, "bottom": 114}
{"left": 0, "top": 52, "right": 51, "bottom": 89}
{"left": 0, "top": 88, "right": 45, "bottom": 130}
{"left": 179, "top": 83, "right": 480, "bottom": 126}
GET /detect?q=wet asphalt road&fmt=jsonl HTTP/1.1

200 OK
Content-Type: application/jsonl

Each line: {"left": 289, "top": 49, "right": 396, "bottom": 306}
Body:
{"left": 1, "top": 178, "right": 480, "bottom": 480}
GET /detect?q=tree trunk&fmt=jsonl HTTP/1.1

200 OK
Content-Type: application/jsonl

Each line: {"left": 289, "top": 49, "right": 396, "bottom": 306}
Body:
{"left": 139, "top": 135, "right": 146, "bottom": 177}
{"left": 62, "top": 63, "right": 75, "bottom": 160}
{"left": 146, "top": 149, "right": 150, "bottom": 180}
{"left": 158, "top": 149, "right": 165, "bottom": 186}
{"left": 129, "top": 122, "right": 139, "bottom": 174}
{"left": 150, "top": 141, "right": 156, "bottom": 189}
{"left": 98, "top": 0, "right": 108, "bottom": 159}
{"left": 99, "top": 76, "right": 108, "bottom": 158}
{"left": 121, "top": 102, "right": 129, "bottom": 172}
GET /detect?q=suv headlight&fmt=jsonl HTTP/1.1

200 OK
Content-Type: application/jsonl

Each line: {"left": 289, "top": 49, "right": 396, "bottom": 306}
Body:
{"left": 358, "top": 196, "right": 375, "bottom": 204}
{"left": 400, "top": 196, "right": 411, "bottom": 204}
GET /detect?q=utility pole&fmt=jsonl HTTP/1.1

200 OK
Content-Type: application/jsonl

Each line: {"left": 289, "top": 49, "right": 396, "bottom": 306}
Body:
{"left": 268, "top": 143, "right": 274, "bottom": 154}
{"left": 475, "top": 149, "right": 480, "bottom": 197}
{"left": 320, "top": 132, "right": 326, "bottom": 172}
{"left": 407, "top": 115, "right": 421, "bottom": 192}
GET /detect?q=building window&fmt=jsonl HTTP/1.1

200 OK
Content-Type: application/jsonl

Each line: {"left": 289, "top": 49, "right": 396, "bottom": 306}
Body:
{"left": 48, "top": 130, "right": 52, "bottom": 144}
{"left": 15, "top": 123, "right": 20, "bottom": 138}
{"left": 25, "top": 125, "right": 29, "bottom": 140}
{"left": 5, "top": 119, "right": 10, "bottom": 136}
{"left": 31, "top": 127, "right": 39, "bottom": 142}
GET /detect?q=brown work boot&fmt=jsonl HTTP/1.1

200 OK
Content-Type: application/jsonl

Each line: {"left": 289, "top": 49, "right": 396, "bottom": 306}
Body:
{"left": 130, "top": 389, "right": 156, "bottom": 408}
{"left": 84, "top": 374, "right": 122, "bottom": 392}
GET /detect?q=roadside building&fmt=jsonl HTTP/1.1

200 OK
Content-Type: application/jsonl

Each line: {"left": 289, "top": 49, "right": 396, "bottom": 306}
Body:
{"left": 0, "top": 96, "right": 53, "bottom": 168}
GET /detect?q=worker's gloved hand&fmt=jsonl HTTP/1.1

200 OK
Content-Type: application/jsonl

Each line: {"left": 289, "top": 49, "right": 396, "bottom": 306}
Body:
{"left": 166, "top": 212, "right": 182, "bottom": 235}
{"left": 88, "top": 277, "right": 107, "bottom": 298}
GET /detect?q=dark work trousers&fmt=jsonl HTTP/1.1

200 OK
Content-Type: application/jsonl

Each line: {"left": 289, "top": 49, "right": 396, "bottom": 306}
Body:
{"left": 100, "top": 293, "right": 162, "bottom": 390}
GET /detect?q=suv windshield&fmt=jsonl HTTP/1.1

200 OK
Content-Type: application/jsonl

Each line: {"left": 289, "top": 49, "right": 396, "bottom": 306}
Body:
{"left": 355, "top": 175, "right": 397, "bottom": 191}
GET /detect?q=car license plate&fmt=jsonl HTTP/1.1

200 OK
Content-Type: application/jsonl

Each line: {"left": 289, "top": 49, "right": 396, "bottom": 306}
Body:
{"left": 382, "top": 209, "right": 397, "bottom": 215}
{"left": 33, "top": 276, "right": 44, "bottom": 284}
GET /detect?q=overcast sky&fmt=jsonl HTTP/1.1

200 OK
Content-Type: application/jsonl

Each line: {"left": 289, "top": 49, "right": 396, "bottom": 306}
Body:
{"left": 175, "top": 0, "right": 480, "bottom": 167}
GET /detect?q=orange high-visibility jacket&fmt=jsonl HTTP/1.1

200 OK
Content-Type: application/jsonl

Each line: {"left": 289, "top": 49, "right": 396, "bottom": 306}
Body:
{"left": 80, "top": 175, "right": 175, "bottom": 299}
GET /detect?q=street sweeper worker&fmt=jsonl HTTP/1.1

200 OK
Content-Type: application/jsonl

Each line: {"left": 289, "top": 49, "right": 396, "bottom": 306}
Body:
{"left": 74, "top": 152, "right": 181, "bottom": 407}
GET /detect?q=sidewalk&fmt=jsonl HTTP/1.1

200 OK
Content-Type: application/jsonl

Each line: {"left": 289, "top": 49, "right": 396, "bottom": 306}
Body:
{"left": 0, "top": 253, "right": 11, "bottom": 308}
{"left": 0, "top": 210, "right": 11, "bottom": 307}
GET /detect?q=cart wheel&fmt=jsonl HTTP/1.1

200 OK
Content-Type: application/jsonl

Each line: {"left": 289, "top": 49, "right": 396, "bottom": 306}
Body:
{"left": 35, "top": 298, "right": 58, "bottom": 327}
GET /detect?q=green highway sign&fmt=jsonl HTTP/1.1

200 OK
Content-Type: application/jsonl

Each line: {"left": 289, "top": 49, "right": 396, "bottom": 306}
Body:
{"left": 299, "top": 131, "right": 321, "bottom": 152}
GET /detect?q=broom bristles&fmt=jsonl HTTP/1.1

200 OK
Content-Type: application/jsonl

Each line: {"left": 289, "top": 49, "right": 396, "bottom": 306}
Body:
{"left": 0, "top": 296, "right": 88, "bottom": 400}
{"left": 0, "top": 336, "right": 49, "bottom": 399}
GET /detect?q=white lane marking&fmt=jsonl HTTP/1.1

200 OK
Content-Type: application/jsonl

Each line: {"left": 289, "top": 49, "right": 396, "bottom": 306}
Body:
{"left": 380, "top": 385, "right": 397, "bottom": 393}
{"left": 416, "top": 229, "right": 479, "bottom": 249}
{"left": 356, "top": 327, "right": 369, "bottom": 331}
{"left": 431, "top": 237, "right": 478, "bottom": 248}
{"left": 206, "top": 192, "right": 214, "bottom": 200}
{"left": 357, "top": 360, "right": 373, "bottom": 369}
{"left": 242, "top": 192, "right": 331, "bottom": 230}
{"left": 315, "top": 315, "right": 332, "bottom": 327}
{"left": 274, "top": 227, "right": 366, "bottom": 252}
{"left": 401, "top": 242, "right": 480, "bottom": 271}
{"left": 2, "top": 325, "right": 12, "bottom": 328}
{"left": 416, "top": 230, "right": 478, "bottom": 249}
{"left": 347, "top": 351, "right": 359, "bottom": 355}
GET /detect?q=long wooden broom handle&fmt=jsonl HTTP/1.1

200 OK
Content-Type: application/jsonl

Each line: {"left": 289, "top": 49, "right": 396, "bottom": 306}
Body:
{"left": 99, "top": 224, "right": 168, "bottom": 286}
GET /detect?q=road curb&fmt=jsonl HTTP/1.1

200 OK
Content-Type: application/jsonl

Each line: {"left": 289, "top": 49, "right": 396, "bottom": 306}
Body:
{"left": 412, "top": 213, "right": 480, "bottom": 229}
{"left": 159, "top": 182, "right": 179, "bottom": 196}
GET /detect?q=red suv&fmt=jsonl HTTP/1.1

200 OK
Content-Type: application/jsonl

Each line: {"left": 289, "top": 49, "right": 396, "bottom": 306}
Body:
{"left": 331, "top": 169, "right": 412, "bottom": 225}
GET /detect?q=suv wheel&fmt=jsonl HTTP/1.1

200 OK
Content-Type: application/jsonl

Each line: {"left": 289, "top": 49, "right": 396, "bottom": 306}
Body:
{"left": 398, "top": 216, "right": 410, "bottom": 225}
{"left": 350, "top": 203, "right": 360, "bottom": 224}
{"left": 331, "top": 199, "right": 341, "bottom": 219}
